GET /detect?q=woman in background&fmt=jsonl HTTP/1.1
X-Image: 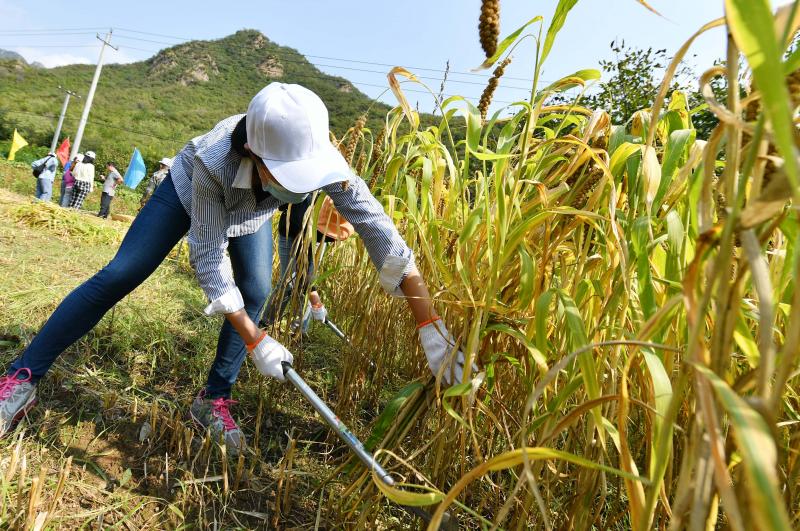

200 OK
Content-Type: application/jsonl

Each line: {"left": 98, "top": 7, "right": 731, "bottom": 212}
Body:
{"left": 69, "top": 150, "right": 96, "bottom": 210}
{"left": 140, "top": 157, "right": 173, "bottom": 209}
{"left": 59, "top": 154, "right": 80, "bottom": 208}
{"left": 31, "top": 152, "right": 58, "bottom": 201}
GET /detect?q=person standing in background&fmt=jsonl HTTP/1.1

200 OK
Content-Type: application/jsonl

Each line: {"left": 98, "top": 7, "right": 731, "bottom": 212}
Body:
{"left": 69, "top": 150, "right": 96, "bottom": 210}
{"left": 31, "top": 152, "right": 58, "bottom": 201}
{"left": 98, "top": 162, "right": 124, "bottom": 218}
{"left": 59, "top": 154, "right": 80, "bottom": 207}
{"left": 263, "top": 195, "right": 353, "bottom": 335}
{"left": 140, "top": 157, "right": 172, "bottom": 209}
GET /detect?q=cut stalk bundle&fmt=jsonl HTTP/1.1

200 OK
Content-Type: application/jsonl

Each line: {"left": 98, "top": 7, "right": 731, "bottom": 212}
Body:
{"left": 10, "top": 202, "right": 123, "bottom": 244}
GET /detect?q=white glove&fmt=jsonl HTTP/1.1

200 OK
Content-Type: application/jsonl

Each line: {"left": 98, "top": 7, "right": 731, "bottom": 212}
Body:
{"left": 310, "top": 304, "right": 328, "bottom": 322}
{"left": 248, "top": 332, "right": 293, "bottom": 382}
{"left": 418, "top": 320, "right": 476, "bottom": 385}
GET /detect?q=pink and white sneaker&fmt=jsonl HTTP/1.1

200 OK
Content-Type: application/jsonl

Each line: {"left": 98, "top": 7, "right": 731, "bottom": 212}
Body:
{"left": 0, "top": 369, "right": 37, "bottom": 437}
{"left": 189, "top": 390, "right": 246, "bottom": 456}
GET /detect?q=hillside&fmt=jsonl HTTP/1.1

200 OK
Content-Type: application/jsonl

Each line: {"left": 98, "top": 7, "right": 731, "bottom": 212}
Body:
{"left": 0, "top": 31, "right": 394, "bottom": 168}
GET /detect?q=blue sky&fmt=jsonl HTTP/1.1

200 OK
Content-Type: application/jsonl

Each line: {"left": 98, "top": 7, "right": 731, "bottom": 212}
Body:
{"left": 0, "top": 0, "right": 785, "bottom": 114}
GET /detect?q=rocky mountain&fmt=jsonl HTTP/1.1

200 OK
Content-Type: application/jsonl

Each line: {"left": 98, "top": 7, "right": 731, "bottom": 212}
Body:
{"left": 0, "top": 49, "right": 26, "bottom": 62}
{"left": 0, "top": 48, "right": 43, "bottom": 68}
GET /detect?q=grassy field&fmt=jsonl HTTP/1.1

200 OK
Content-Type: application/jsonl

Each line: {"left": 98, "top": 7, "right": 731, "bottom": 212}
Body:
{"left": 0, "top": 177, "right": 416, "bottom": 528}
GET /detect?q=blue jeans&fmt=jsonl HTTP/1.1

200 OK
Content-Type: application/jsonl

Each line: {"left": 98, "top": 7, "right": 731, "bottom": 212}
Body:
{"left": 35, "top": 178, "right": 53, "bottom": 201}
{"left": 9, "top": 175, "right": 272, "bottom": 399}
{"left": 59, "top": 181, "right": 73, "bottom": 207}
{"left": 205, "top": 218, "right": 272, "bottom": 396}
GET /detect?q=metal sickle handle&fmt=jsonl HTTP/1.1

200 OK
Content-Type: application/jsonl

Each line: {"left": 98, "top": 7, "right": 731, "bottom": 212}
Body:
{"left": 281, "top": 361, "right": 393, "bottom": 485}
{"left": 322, "top": 318, "right": 349, "bottom": 343}
{"left": 280, "top": 362, "right": 456, "bottom": 528}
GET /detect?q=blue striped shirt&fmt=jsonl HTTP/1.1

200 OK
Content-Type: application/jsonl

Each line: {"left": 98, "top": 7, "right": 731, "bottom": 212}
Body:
{"left": 170, "top": 115, "right": 415, "bottom": 314}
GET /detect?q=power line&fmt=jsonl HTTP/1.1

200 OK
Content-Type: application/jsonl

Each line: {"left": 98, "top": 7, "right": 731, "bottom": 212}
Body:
{"left": 2, "top": 75, "right": 525, "bottom": 150}
{"left": 305, "top": 53, "right": 536, "bottom": 84}
{"left": 4, "top": 25, "right": 546, "bottom": 85}
{"left": 112, "top": 34, "right": 181, "bottom": 45}
{"left": 0, "top": 44, "right": 98, "bottom": 48}
{"left": 2, "top": 43, "right": 482, "bottom": 101}
{"left": 0, "top": 27, "right": 108, "bottom": 33}
{"left": 4, "top": 42, "right": 526, "bottom": 105}
{"left": 2, "top": 28, "right": 567, "bottom": 106}
{"left": 4, "top": 36, "right": 541, "bottom": 92}
{"left": 0, "top": 31, "right": 100, "bottom": 37}
{"left": 113, "top": 27, "right": 542, "bottom": 83}
{"left": 108, "top": 33, "right": 541, "bottom": 93}
{"left": 3, "top": 41, "right": 525, "bottom": 103}
{"left": 205, "top": 71, "right": 524, "bottom": 106}
{"left": 284, "top": 60, "right": 535, "bottom": 92}
{"left": 2, "top": 25, "right": 566, "bottom": 90}
{"left": 114, "top": 27, "right": 194, "bottom": 41}
{"left": 119, "top": 45, "right": 159, "bottom": 54}
{"left": 112, "top": 29, "right": 548, "bottom": 85}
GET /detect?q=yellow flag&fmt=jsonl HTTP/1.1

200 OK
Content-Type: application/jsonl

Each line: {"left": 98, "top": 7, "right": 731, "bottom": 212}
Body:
{"left": 7, "top": 129, "right": 28, "bottom": 161}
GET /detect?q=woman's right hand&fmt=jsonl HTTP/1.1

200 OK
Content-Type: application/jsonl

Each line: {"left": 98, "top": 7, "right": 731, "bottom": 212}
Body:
{"left": 247, "top": 331, "right": 293, "bottom": 382}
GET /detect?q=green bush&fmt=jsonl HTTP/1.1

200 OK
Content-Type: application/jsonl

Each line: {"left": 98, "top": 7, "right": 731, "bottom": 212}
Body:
{"left": 0, "top": 139, "right": 51, "bottom": 165}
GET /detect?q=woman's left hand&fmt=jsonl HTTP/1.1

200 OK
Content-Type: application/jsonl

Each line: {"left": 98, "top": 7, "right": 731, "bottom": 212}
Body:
{"left": 310, "top": 303, "right": 327, "bottom": 322}
{"left": 418, "top": 319, "right": 476, "bottom": 385}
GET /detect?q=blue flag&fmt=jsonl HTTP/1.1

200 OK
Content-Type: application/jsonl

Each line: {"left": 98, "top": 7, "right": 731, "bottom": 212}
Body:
{"left": 124, "top": 148, "right": 147, "bottom": 188}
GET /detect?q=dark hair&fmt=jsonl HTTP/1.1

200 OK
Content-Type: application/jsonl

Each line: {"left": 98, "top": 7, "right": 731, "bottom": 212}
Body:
{"left": 82, "top": 155, "right": 95, "bottom": 164}
{"left": 106, "top": 161, "right": 116, "bottom": 168}
{"left": 231, "top": 116, "right": 248, "bottom": 157}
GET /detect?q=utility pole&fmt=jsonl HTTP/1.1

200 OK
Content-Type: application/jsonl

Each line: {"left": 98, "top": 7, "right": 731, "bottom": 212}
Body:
{"left": 70, "top": 30, "right": 117, "bottom": 159}
{"left": 50, "top": 86, "right": 79, "bottom": 153}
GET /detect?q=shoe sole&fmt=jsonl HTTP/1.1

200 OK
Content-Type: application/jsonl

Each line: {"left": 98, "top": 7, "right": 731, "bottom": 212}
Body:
{"left": 1, "top": 394, "right": 38, "bottom": 438}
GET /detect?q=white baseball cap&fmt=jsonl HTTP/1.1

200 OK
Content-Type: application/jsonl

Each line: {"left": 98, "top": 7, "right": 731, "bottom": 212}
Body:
{"left": 244, "top": 83, "right": 351, "bottom": 193}
{"left": 159, "top": 157, "right": 173, "bottom": 167}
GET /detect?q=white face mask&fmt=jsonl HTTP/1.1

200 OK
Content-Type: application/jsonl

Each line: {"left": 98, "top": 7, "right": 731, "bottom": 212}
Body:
{"left": 262, "top": 181, "right": 309, "bottom": 204}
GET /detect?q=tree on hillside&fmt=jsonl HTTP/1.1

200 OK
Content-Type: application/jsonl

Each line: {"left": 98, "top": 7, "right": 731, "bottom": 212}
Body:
{"left": 580, "top": 40, "right": 723, "bottom": 140}
{"left": 0, "top": 108, "right": 12, "bottom": 141}
{"left": 587, "top": 40, "right": 676, "bottom": 125}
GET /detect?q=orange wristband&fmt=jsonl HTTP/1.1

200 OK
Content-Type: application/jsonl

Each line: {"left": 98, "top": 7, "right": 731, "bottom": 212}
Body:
{"left": 246, "top": 331, "right": 267, "bottom": 351}
{"left": 416, "top": 316, "right": 441, "bottom": 330}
